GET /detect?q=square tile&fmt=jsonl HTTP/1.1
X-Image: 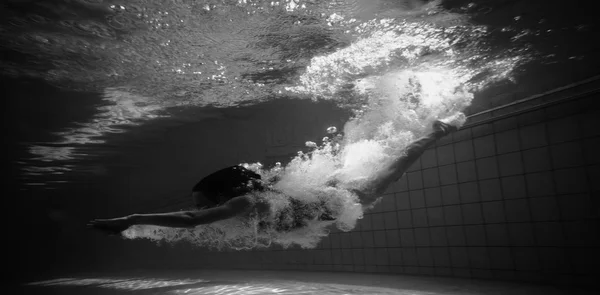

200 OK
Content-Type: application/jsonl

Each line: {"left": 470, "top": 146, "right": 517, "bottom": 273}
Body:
{"left": 330, "top": 233, "right": 342, "bottom": 248}
{"left": 523, "top": 147, "right": 552, "bottom": 173}
{"left": 498, "top": 152, "right": 524, "bottom": 176}
{"left": 441, "top": 184, "right": 460, "bottom": 205}
{"left": 551, "top": 141, "right": 584, "bottom": 169}
{"left": 430, "top": 227, "right": 448, "bottom": 246}
{"left": 457, "top": 160, "right": 478, "bottom": 183}
{"left": 410, "top": 190, "right": 425, "bottom": 209}
{"left": 489, "top": 247, "right": 514, "bottom": 270}
{"left": 385, "top": 229, "right": 401, "bottom": 247}
{"left": 530, "top": 196, "right": 560, "bottom": 221}
{"left": 526, "top": 171, "right": 555, "bottom": 197}
{"left": 437, "top": 145, "right": 455, "bottom": 165}
{"left": 371, "top": 213, "right": 385, "bottom": 230}
{"left": 399, "top": 229, "right": 415, "bottom": 247}
{"left": 342, "top": 249, "right": 354, "bottom": 264}
{"left": 421, "top": 149, "right": 438, "bottom": 169}
{"left": 482, "top": 201, "right": 506, "bottom": 223}
{"left": 424, "top": 187, "right": 442, "bottom": 207}
{"left": 444, "top": 205, "right": 463, "bottom": 226}
{"left": 496, "top": 129, "right": 521, "bottom": 154}
{"left": 454, "top": 140, "right": 475, "bottom": 162}
{"left": 376, "top": 248, "right": 390, "bottom": 265}
{"left": 450, "top": 247, "right": 470, "bottom": 268}
{"left": 373, "top": 230, "right": 387, "bottom": 248}
{"left": 558, "top": 194, "right": 591, "bottom": 220}
{"left": 414, "top": 228, "right": 431, "bottom": 247}
{"left": 569, "top": 248, "right": 595, "bottom": 275}
{"left": 383, "top": 211, "right": 399, "bottom": 229}
{"left": 508, "top": 223, "right": 536, "bottom": 246}
{"left": 583, "top": 137, "right": 600, "bottom": 164}
{"left": 351, "top": 232, "right": 364, "bottom": 248}
{"left": 513, "top": 247, "right": 540, "bottom": 271}
{"left": 439, "top": 164, "right": 458, "bottom": 185}
{"left": 365, "top": 250, "right": 378, "bottom": 265}
{"left": 486, "top": 224, "right": 510, "bottom": 246}
{"left": 520, "top": 124, "right": 547, "bottom": 149}
{"left": 537, "top": 248, "right": 569, "bottom": 273}
{"left": 474, "top": 135, "right": 496, "bottom": 158}
{"left": 396, "top": 192, "right": 410, "bottom": 210}
{"left": 553, "top": 167, "right": 589, "bottom": 194}
{"left": 402, "top": 248, "right": 418, "bottom": 266}
{"left": 340, "top": 232, "right": 352, "bottom": 248}
{"left": 479, "top": 178, "right": 503, "bottom": 201}
{"left": 332, "top": 250, "right": 343, "bottom": 265}
{"left": 476, "top": 157, "right": 499, "bottom": 180}
{"left": 465, "top": 225, "right": 487, "bottom": 246}
{"left": 427, "top": 207, "right": 445, "bottom": 227}
{"left": 446, "top": 226, "right": 466, "bottom": 246}
{"left": 548, "top": 116, "right": 581, "bottom": 144}
{"left": 468, "top": 247, "right": 491, "bottom": 269}
{"left": 407, "top": 171, "right": 423, "bottom": 190}
{"left": 397, "top": 211, "right": 412, "bottom": 228}
{"left": 361, "top": 231, "right": 375, "bottom": 248}
{"left": 388, "top": 248, "right": 402, "bottom": 265}
{"left": 534, "top": 222, "right": 565, "bottom": 247}
{"left": 563, "top": 220, "right": 595, "bottom": 247}
{"left": 432, "top": 248, "right": 451, "bottom": 267}
{"left": 504, "top": 199, "right": 531, "bottom": 222}
{"left": 459, "top": 181, "right": 480, "bottom": 203}
{"left": 417, "top": 247, "right": 434, "bottom": 266}
{"left": 422, "top": 168, "right": 440, "bottom": 188}
{"left": 412, "top": 208, "right": 428, "bottom": 227}
{"left": 462, "top": 203, "right": 484, "bottom": 224}
{"left": 501, "top": 175, "right": 527, "bottom": 199}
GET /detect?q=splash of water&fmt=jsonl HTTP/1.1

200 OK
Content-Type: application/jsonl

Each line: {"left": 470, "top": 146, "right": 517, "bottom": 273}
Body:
{"left": 122, "top": 69, "right": 473, "bottom": 250}
{"left": 122, "top": 2, "right": 528, "bottom": 250}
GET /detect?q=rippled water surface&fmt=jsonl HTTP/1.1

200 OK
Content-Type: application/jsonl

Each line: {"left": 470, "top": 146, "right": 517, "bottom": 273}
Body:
{"left": 2, "top": 0, "right": 597, "bottom": 188}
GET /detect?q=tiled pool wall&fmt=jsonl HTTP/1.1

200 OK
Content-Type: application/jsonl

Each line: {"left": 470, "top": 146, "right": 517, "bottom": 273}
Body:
{"left": 192, "top": 77, "right": 600, "bottom": 289}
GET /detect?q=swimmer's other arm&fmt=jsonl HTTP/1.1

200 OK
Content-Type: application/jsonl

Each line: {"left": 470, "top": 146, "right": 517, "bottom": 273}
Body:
{"left": 88, "top": 196, "right": 252, "bottom": 234}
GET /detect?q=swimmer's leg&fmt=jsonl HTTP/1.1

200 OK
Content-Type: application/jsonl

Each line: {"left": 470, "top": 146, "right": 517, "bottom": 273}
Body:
{"left": 88, "top": 196, "right": 257, "bottom": 235}
{"left": 357, "top": 120, "right": 457, "bottom": 205}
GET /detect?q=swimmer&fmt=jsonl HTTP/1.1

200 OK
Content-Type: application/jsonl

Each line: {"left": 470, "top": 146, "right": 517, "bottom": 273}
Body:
{"left": 88, "top": 120, "right": 457, "bottom": 235}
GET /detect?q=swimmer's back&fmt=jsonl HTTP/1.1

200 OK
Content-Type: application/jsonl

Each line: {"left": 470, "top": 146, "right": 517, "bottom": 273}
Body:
{"left": 192, "top": 165, "right": 264, "bottom": 205}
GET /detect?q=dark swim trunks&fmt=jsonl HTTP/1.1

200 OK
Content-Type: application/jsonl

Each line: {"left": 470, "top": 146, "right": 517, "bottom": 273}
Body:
{"left": 192, "top": 165, "right": 265, "bottom": 205}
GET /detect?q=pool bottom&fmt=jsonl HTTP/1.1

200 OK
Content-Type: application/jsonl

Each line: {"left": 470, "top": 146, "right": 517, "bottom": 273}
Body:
{"left": 21, "top": 269, "right": 586, "bottom": 295}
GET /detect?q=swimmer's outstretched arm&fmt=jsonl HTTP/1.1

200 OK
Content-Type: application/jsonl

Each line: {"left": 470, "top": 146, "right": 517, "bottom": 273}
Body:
{"left": 88, "top": 196, "right": 253, "bottom": 235}
{"left": 356, "top": 120, "right": 458, "bottom": 206}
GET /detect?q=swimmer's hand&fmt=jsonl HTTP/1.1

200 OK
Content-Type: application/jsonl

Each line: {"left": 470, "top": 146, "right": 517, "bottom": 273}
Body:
{"left": 87, "top": 216, "right": 133, "bottom": 236}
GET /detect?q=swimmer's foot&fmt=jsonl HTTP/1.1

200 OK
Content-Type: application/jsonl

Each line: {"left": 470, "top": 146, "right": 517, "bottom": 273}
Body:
{"left": 433, "top": 120, "right": 458, "bottom": 137}
{"left": 87, "top": 217, "right": 133, "bottom": 236}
